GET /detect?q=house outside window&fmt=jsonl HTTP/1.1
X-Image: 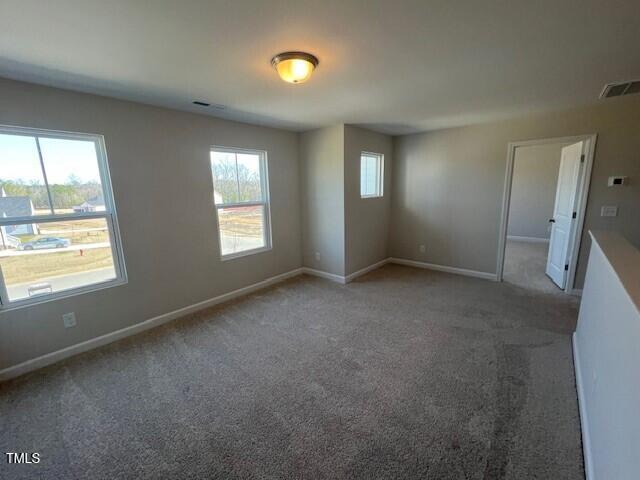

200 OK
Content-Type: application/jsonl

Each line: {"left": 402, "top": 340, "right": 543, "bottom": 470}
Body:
{"left": 0, "top": 126, "right": 127, "bottom": 309}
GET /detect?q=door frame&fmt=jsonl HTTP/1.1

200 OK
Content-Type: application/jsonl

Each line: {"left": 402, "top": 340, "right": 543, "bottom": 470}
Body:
{"left": 496, "top": 134, "right": 597, "bottom": 294}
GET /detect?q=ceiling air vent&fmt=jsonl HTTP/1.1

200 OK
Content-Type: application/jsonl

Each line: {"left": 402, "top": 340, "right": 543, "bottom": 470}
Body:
{"left": 600, "top": 80, "right": 640, "bottom": 99}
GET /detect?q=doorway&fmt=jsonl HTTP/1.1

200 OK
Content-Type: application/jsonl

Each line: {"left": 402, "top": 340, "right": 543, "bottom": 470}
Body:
{"left": 497, "top": 134, "right": 596, "bottom": 294}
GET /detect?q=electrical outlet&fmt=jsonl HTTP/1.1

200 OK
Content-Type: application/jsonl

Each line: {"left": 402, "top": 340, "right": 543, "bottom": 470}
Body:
{"left": 419, "top": 244, "right": 426, "bottom": 253}
{"left": 62, "top": 312, "right": 77, "bottom": 328}
{"left": 607, "top": 176, "right": 627, "bottom": 187}
{"left": 315, "top": 252, "right": 321, "bottom": 261}
{"left": 600, "top": 206, "right": 618, "bottom": 217}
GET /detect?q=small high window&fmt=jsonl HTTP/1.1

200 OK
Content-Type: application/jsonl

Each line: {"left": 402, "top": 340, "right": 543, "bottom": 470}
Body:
{"left": 210, "top": 147, "right": 271, "bottom": 260}
{"left": 360, "top": 152, "right": 384, "bottom": 198}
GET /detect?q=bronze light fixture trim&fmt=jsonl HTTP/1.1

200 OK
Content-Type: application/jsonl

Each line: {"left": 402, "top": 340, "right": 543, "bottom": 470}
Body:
{"left": 271, "top": 51, "right": 319, "bottom": 84}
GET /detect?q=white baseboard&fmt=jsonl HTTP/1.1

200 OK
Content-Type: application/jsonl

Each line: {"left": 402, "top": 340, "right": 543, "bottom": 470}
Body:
{"left": 388, "top": 257, "right": 498, "bottom": 281}
{"left": 507, "top": 235, "right": 550, "bottom": 244}
{"left": 572, "top": 332, "right": 594, "bottom": 480}
{"left": 344, "top": 258, "right": 390, "bottom": 283}
{"left": 303, "top": 258, "right": 392, "bottom": 285}
{"left": 0, "top": 257, "right": 508, "bottom": 381}
{"left": 0, "top": 268, "right": 304, "bottom": 382}
{"left": 303, "top": 256, "right": 496, "bottom": 284}
{"left": 301, "top": 267, "right": 346, "bottom": 284}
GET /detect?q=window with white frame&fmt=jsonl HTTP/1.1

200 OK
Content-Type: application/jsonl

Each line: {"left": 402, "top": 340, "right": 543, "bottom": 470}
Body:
{"left": 0, "top": 126, "right": 126, "bottom": 309}
{"left": 360, "top": 152, "right": 384, "bottom": 198}
{"left": 210, "top": 147, "right": 271, "bottom": 259}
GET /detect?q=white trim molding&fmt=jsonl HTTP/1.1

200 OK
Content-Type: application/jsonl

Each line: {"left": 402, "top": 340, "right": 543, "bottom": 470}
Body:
{"left": 572, "top": 332, "right": 594, "bottom": 480}
{"left": 388, "top": 258, "right": 498, "bottom": 281}
{"left": 345, "top": 258, "right": 390, "bottom": 283}
{"left": 304, "top": 259, "right": 391, "bottom": 284}
{"left": 506, "top": 235, "right": 550, "bottom": 244}
{"left": 301, "top": 267, "right": 346, "bottom": 284}
{"left": 303, "top": 257, "right": 498, "bottom": 284}
{"left": 303, "top": 259, "right": 390, "bottom": 285}
{"left": 497, "top": 133, "right": 597, "bottom": 294}
{"left": 0, "top": 268, "right": 304, "bottom": 382}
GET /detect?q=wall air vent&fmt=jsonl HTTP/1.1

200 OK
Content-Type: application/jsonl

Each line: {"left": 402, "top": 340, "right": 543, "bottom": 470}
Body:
{"left": 600, "top": 80, "right": 640, "bottom": 99}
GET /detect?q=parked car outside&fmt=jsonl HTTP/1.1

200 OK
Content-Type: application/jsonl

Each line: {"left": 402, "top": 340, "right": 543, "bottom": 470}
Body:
{"left": 17, "top": 237, "right": 71, "bottom": 251}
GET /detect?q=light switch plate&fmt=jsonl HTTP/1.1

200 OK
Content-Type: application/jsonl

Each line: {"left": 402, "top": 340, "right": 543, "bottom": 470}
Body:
{"left": 63, "top": 312, "right": 77, "bottom": 328}
{"left": 601, "top": 206, "right": 618, "bottom": 217}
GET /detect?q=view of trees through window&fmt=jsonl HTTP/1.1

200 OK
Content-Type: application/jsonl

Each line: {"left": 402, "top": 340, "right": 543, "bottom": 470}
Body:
{"left": 211, "top": 151, "right": 262, "bottom": 204}
{"left": 0, "top": 134, "right": 106, "bottom": 216}
{"left": 0, "top": 177, "right": 103, "bottom": 212}
{"left": 210, "top": 149, "right": 270, "bottom": 257}
{"left": 0, "top": 130, "right": 123, "bottom": 306}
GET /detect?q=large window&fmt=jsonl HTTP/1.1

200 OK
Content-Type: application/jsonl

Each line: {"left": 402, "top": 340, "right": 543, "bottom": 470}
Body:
{"left": 0, "top": 126, "right": 126, "bottom": 309}
{"left": 210, "top": 146, "right": 271, "bottom": 259}
{"left": 360, "top": 152, "right": 384, "bottom": 198}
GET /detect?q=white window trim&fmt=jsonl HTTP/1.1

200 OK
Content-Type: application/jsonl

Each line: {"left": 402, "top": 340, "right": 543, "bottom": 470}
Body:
{"left": 0, "top": 125, "right": 127, "bottom": 312}
{"left": 360, "top": 151, "right": 385, "bottom": 198}
{"left": 210, "top": 145, "right": 272, "bottom": 261}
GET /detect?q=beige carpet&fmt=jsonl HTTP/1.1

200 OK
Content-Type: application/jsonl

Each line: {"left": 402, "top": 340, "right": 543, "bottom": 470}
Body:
{"left": 0, "top": 264, "right": 583, "bottom": 479}
{"left": 503, "top": 239, "right": 561, "bottom": 294}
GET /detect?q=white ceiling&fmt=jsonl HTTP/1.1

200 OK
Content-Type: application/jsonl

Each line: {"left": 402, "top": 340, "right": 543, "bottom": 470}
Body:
{"left": 1, "top": 0, "right": 639, "bottom": 134}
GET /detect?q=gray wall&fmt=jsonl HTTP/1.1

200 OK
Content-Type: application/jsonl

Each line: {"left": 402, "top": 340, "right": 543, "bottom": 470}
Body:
{"left": 507, "top": 143, "right": 564, "bottom": 239}
{"left": 0, "top": 78, "right": 302, "bottom": 370}
{"left": 300, "top": 124, "right": 393, "bottom": 277}
{"left": 299, "top": 126, "right": 345, "bottom": 276}
{"left": 344, "top": 125, "right": 392, "bottom": 275}
{"left": 391, "top": 95, "right": 640, "bottom": 288}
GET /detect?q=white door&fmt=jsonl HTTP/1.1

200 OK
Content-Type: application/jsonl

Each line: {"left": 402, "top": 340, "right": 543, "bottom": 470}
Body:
{"left": 546, "top": 142, "right": 583, "bottom": 288}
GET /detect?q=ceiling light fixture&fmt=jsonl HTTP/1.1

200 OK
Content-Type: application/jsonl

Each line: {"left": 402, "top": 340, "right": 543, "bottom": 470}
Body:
{"left": 271, "top": 51, "right": 319, "bottom": 84}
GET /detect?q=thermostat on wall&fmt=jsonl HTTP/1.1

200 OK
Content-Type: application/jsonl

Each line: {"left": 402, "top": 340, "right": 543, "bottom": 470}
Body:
{"left": 607, "top": 176, "right": 628, "bottom": 186}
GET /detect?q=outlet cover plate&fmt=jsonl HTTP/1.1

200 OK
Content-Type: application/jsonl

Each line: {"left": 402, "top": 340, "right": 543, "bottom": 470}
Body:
{"left": 63, "top": 312, "right": 77, "bottom": 328}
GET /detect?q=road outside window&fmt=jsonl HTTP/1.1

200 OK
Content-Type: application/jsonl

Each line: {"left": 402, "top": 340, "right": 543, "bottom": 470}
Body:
{"left": 0, "top": 127, "right": 126, "bottom": 308}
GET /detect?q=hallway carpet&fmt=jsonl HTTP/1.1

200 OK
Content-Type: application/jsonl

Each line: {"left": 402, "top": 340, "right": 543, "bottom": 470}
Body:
{"left": 503, "top": 239, "right": 561, "bottom": 294}
{"left": 0, "top": 265, "right": 583, "bottom": 479}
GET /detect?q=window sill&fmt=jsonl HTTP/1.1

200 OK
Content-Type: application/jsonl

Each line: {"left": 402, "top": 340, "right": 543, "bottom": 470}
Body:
{"left": 360, "top": 194, "right": 384, "bottom": 199}
{"left": 220, "top": 245, "right": 272, "bottom": 262}
{"left": 0, "top": 276, "right": 128, "bottom": 313}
